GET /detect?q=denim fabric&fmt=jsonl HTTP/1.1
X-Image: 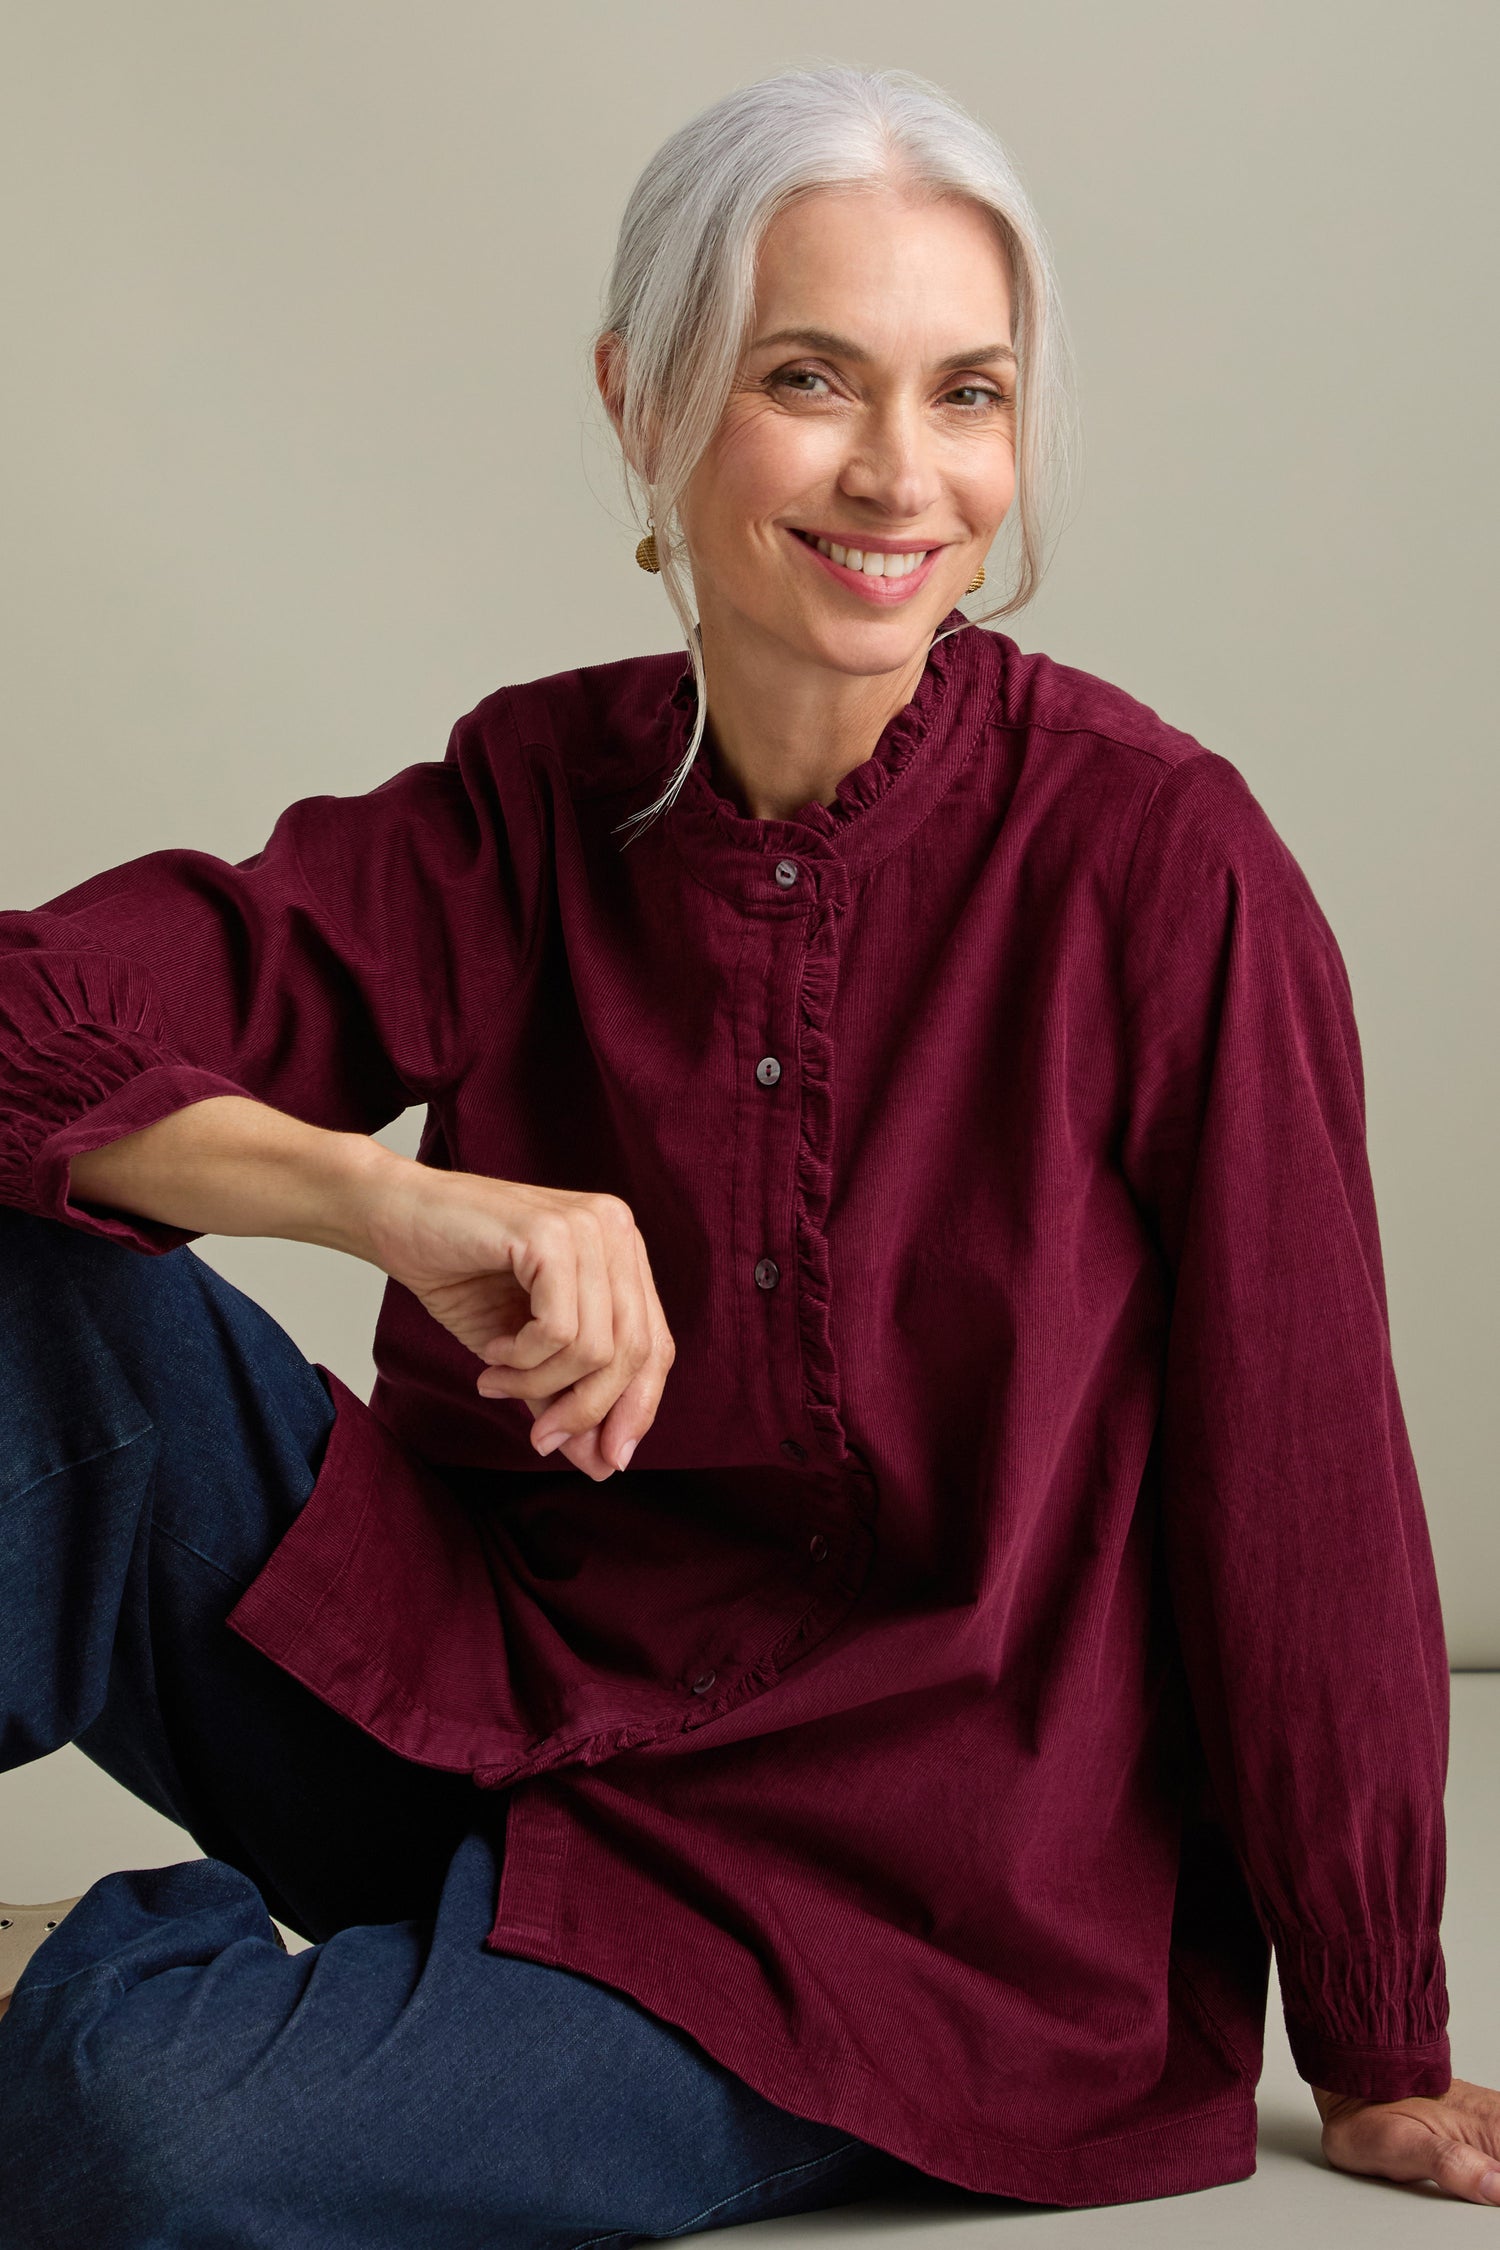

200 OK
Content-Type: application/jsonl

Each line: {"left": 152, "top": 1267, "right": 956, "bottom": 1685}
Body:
{"left": 0, "top": 1211, "right": 915, "bottom": 2248}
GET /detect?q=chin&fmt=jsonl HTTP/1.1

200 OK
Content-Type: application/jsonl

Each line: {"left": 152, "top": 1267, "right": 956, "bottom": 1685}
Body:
{"left": 788, "top": 601, "right": 951, "bottom": 677}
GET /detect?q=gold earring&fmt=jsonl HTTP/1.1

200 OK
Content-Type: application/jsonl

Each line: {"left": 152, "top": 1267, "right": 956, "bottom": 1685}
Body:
{"left": 965, "top": 563, "right": 986, "bottom": 594}
{"left": 635, "top": 524, "right": 660, "bottom": 573}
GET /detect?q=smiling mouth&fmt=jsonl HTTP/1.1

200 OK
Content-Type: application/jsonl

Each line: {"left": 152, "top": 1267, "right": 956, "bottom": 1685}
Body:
{"left": 789, "top": 528, "right": 937, "bottom": 580}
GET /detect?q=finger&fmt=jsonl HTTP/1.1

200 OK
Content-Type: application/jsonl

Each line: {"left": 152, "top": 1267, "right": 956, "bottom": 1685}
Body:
{"left": 491, "top": 1212, "right": 616, "bottom": 1391}
{"left": 630, "top": 1228, "right": 678, "bottom": 1425}
{"left": 566, "top": 1208, "right": 618, "bottom": 1375}
{"left": 602, "top": 1232, "right": 677, "bottom": 1464}
{"left": 480, "top": 1338, "right": 618, "bottom": 1406}
{"left": 527, "top": 1322, "right": 646, "bottom": 1455}
{"left": 479, "top": 1329, "right": 614, "bottom": 1400}
{"left": 1329, "top": 2113, "right": 1500, "bottom": 2206}
{"left": 489, "top": 1213, "right": 581, "bottom": 1373}
{"left": 531, "top": 1215, "right": 655, "bottom": 1451}
{"left": 508, "top": 1390, "right": 612, "bottom": 1479}
{"left": 1415, "top": 2134, "right": 1500, "bottom": 2205}
{"left": 532, "top": 1215, "right": 652, "bottom": 1440}
{"left": 632, "top": 1223, "right": 673, "bottom": 1373}
{"left": 593, "top": 1364, "right": 658, "bottom": 1473}
{"left": 512, "top": 1395, "right": 611, "bottom": 1483}
{"left": 555, "top": 1424, "right": 614, "bottom": 1480}
{"left": 593, "top": 1291, "right": 676, "bottom": 1471}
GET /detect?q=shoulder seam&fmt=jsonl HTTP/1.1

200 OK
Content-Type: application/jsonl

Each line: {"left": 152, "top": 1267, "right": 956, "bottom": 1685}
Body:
{"left": 995, "top": 715, "right": 1209, "bottom": 774}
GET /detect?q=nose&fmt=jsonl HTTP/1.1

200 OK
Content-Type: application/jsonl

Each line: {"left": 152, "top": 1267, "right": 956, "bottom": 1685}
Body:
{"left": 835, "top": 394, "right": 944, "bottom": 523}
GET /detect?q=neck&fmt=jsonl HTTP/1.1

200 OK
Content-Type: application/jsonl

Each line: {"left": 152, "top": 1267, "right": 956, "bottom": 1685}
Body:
{"left": 694, "top": 606, "right": 934, "bottom": 822}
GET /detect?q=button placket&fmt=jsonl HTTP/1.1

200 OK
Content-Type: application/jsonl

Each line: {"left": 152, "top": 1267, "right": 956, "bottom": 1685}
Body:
{"left": 733, "top": 848, "right": 839, "bottom": 1461}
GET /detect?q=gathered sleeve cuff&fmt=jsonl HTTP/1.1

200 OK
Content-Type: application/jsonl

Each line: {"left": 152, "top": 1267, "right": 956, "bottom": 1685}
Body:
{"left": 0, "top": 951, "right": 250, "bottom": 1251}
{"left": 1274, "top": 1924, "right": 1451, "bottom": 2100}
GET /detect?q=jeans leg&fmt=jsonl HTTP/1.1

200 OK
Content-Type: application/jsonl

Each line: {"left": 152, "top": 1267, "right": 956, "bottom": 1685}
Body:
{"left": 0, "top": 1212, "right": 921, "bottom": 2243}
{"left": 0, "top": 1208, "right": 480, "bottom": 1938}
{"left": 0, "top": 1827, "right": 910, "bottom": 2250}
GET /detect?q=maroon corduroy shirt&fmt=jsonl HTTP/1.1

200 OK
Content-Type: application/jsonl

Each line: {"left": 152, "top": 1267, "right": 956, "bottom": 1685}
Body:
{"left": 0, "top": 613, "right": 1451, "bottom": 2208}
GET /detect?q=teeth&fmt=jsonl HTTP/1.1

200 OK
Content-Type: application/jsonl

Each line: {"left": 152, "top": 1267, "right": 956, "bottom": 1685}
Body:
{"left": 812, "top": 536, "right": 928, "bottom": 578}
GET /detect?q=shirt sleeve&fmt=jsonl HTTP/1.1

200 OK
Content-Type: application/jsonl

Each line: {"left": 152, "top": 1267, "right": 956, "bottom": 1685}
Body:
{"left": 1117, "top": 748, "right": 1452, "bottom": 2103}
{"left": 0, "top": 700, "right": 540, "bottom": 1253}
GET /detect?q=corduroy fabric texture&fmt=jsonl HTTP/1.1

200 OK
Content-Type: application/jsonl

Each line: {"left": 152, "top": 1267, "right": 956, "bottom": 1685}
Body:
{"left": 0, "top": 613, "right": 1450, "bottom": 2207}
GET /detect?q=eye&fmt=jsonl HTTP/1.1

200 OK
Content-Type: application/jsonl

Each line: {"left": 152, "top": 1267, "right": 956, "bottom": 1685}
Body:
{"left": 768, "top": 365, "right": 833, "bottom": 399}
{"left": 764, "top": 365, "right": 1012, "bottom": 412}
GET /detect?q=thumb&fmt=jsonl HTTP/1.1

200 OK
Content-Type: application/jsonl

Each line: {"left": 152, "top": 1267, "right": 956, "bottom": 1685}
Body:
{"left": 1328, "top": 2106, "right": 1500, "bottom": 2204}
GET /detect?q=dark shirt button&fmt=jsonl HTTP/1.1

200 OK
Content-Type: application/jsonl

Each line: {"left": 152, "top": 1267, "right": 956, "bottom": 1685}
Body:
{"left": 691, "top": 1670, "right": 717, "bottom": 1694}
{"left": 755, "top": 1055, "right": 782, "bottom": 1087}
{"left": 753, "top": 1257, "right": 780, "bottom": 1290}
{"left": 808, "top": 1533, "right": 829, "bottom": 1562}
{"left": 773, "top": 859, "right": 800, "bottom": 887}
{"left": 780, "top": 1436, "right": 807, "bottom": 1462}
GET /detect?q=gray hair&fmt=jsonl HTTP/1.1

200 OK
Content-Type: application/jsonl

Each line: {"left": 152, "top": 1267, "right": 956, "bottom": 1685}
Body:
{"left": 596, "top": 62, "right": 1081, "bottom": 839}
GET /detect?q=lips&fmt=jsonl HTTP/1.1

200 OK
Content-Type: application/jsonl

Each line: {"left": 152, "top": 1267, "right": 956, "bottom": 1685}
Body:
{"left": 786, "top": 526, "right": 946, "bottom": 606}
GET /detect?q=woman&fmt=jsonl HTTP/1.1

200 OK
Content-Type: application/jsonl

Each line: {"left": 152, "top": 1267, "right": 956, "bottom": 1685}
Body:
{"left": 0, "top": 60, "right": 1495, "bottom": 2243}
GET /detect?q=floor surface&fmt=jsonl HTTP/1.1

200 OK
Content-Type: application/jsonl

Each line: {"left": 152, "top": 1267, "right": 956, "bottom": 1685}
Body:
{"left": 4, "top": 1675, "right": 1497, "bottom": 2242}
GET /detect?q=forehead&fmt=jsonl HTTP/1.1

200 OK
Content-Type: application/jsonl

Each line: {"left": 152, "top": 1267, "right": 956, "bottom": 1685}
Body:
{"left": 751, "top": 185, "right": 1013, "bottom": 341}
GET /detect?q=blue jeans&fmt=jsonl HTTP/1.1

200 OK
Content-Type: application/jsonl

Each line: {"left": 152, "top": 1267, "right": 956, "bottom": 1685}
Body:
{"left": 0, "top": 1210, "right": 922, "bottom": 2249}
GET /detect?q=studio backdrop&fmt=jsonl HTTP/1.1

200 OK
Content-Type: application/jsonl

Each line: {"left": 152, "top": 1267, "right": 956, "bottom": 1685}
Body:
{"left": 2, "top": 0, "right": 1494, "bottom": 1657}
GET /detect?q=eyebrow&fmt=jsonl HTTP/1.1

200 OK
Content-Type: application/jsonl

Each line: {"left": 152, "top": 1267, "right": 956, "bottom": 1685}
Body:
{"left": 749, "top": 325, "right": 1018, "bottom": 372}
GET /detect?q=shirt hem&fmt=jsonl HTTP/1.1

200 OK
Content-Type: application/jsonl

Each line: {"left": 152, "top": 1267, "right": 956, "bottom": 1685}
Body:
{"left": 483, "top": 1906, "right": 1259, "bottom": 2207}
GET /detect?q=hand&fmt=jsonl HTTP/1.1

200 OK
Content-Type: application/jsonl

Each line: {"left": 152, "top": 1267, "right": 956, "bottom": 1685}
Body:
{"left": 362, "top": 1157, "right": 675, "bottom": 1481}
{"left": 1313, "top": 2076, "right": 1500, "bottom": 2205}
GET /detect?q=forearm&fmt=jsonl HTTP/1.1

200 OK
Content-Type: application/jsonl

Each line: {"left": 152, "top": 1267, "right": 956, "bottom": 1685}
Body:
{"left": 66, "top": 1095, "right": 402, "bottom": 1264}
{"left": 64, "top": 1095, "right": 676, "bottom": 1482}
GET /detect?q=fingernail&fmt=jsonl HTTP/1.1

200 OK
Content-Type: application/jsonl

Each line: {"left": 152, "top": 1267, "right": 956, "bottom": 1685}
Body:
{"left": 536, "top": 1430, "right": 567, "bottom": 1456}
{"left": 618, "top": 1438, "right": 636, "bottom": 1470}
{"left": 1481, "top": 2169, "right": 1500, "bottom": 2200}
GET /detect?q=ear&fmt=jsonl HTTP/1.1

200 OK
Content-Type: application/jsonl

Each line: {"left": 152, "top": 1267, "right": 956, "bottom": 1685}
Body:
{"left": 594, "top": 330, "right": 664, "bottom": 485}
{"left": 594, "top": 330, "right": 626, "bottom": 440}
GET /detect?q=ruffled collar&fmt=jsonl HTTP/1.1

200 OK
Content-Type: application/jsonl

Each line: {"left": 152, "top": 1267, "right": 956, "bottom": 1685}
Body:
{"left": 663, "top": 609, "right": 976, "bottom": 859}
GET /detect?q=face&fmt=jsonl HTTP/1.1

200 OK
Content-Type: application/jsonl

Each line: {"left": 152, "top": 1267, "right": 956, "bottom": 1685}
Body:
{"left": 675, "top": 184, "right": 1017, "bottom": 678}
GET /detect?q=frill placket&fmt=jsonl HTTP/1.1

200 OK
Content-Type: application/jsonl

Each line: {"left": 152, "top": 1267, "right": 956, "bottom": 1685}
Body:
{"left": 654, "top": 614, "right": 988, "bottom": 1472}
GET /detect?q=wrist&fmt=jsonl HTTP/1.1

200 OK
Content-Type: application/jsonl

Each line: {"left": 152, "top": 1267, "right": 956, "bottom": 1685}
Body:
{"left": 314, "top": 1132, "right": 414, "bottom": 1264}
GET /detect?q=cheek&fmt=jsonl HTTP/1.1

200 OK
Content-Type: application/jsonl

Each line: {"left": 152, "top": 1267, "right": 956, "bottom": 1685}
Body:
{"left": 698, "top": 412, "right": 835, "bottom": 540}
{"left": 973, "top": 439, "right": 1019, "bottom": 521}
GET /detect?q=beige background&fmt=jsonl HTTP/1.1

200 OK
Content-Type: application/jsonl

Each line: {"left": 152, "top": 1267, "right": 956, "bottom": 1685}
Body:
{"left": 2, "top": 0, "right": 1496, "bottom": 1752}
{"left": 2, "top": 5, "right": 1498, "bottom": 2235}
